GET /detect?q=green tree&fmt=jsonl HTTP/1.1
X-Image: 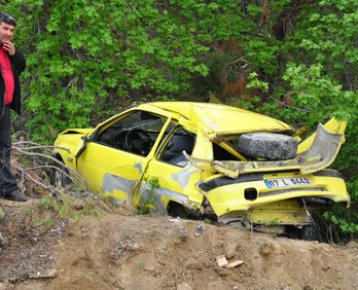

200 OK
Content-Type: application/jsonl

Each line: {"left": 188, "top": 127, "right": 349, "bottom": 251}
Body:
{"left": 3, "top": 0, "right": 208, "bottom": 141}
{"left": 2, "top": 0, "right": 357, "bottom": 238}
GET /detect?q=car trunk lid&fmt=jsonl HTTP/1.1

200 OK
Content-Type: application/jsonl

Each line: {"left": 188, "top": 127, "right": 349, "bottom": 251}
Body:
{"left": 186, "top": 118, "right": 347, "bottom": 178}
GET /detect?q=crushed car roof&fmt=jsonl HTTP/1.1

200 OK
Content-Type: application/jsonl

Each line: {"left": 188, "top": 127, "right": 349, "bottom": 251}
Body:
{"left": 149, "top": 102, "right": 293, "bottom": 134}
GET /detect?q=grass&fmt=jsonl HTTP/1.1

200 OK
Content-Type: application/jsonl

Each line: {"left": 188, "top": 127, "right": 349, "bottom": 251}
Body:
{"left": 136, "top": 177, "right": 159, "bottom": 215}
{"left": 36, "top": 193, "right": 104, "bottom": 221}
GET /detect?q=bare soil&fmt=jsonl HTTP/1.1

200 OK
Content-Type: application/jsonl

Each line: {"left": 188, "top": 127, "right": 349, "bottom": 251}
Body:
{"left": 1, "top": 199, "right": 358, "bottom": 290}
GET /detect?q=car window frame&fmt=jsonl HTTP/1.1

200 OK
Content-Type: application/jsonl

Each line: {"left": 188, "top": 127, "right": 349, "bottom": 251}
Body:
{"left": 156, "top": 122, "right": 197, "bottom": 168}
{"left": 91, "top": 109, "right": 169, "bottom": 157}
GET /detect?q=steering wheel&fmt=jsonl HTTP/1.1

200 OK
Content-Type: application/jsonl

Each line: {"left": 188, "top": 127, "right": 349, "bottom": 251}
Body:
{"left": 124, "top": 129, "right": 152, "bottom": 155}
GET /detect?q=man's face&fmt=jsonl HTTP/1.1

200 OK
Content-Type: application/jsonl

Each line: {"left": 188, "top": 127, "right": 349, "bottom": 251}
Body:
{"left": 0, "top": 22, "right": 15, "bottom": 43}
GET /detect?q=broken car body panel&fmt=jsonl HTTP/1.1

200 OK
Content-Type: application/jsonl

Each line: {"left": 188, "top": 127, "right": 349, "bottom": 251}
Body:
{"left": 199, "top": 169, "right": 348, "bottom": 219}
{"left": 53, "top": 102, "right": 350, "bottom": 226}
{"left": 187, "top": 121, "right": 347, "bottom": 177}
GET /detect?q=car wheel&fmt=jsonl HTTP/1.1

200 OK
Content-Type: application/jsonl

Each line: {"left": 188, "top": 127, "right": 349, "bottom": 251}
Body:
{"left": 301, "top": 224, "right": 321, "bottom": 241}
{"left": 237, "top": 132, "right": 298, "bottom": 160}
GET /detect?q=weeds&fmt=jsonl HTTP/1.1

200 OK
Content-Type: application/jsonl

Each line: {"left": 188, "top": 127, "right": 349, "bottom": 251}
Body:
{"left": 136, "top": 177, "right": 159, "bottom": 215}
{"left": 36, "top": 193, "right": 103, "bottom": 221}
{"left": 138, "top": 261, "right": 145, "bottom": 270}
{"left": 0, "top": 206, "right": 4, "bottom": 219}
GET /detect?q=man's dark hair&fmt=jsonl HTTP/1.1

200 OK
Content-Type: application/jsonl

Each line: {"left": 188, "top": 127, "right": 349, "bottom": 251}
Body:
{"left": 0, "top": 13, "right": 16, "bottom": 26}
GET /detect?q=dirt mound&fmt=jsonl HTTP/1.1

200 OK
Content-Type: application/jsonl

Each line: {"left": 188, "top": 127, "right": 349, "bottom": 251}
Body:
{"left": 1, "top": 202, "right": 358, "bottom": 290}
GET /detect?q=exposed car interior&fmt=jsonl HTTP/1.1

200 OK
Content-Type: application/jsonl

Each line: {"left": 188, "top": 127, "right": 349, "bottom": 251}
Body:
{"left": 159, "top": 126, "right": 195, "bottom": 167}
{"left": 96, "top": 111, "right": 167, "bottom": 156}
{"left": 212, "top": 142, "right": 238, "bottom": 160}
{"left": 95, "top": 111, "right": 196, "bottom": 165}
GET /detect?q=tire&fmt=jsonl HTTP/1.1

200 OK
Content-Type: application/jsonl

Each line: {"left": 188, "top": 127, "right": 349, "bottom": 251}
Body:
{"left": 301, "top": 224, "right": 321, "bottom": 241}
{"left": 237, "top": 132, "right": 298, "bottom": 160}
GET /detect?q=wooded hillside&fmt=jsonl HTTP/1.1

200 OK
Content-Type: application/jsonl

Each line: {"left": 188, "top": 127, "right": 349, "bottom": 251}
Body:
{"left": 2, "top": 0, "right": 357, "bottom": 238}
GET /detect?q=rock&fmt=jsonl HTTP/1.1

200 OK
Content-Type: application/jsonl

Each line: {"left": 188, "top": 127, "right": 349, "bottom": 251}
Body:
{"left": 29, "top": 269, "right": 57, "bottom": 279}
{"left": 74, "top": 204, "right": 84, "bottom": 211}
{"left": 177, "top": 282, "right": 192, "bottom": 290}
{"left": 184, "top": 259, "right": 202, "bottom": 270}
{"left": 214, "top": 267, "right": 231, "bottom": 277}
{"left": 175, "top": 224, "right": 188, "bottom": 242}
{"left": 259, "top": 242, "right": 276, "bottom": 257}
{"left": 0, "top": 232, "right": 6, "bottom": 248}
{"left": 80, "top": 226, "right": 90, "bottom": 238}
{"left": 183, "top": 256, "right": 210, "bottom": 270}
{"left": 194, "top": 224, "right": 204, "bottom": 237}
{"left": 109, "top": 239, "right": 140, "bottom": 259}
{"left": 73, "top": 200, "right": 84, "bottom": 211}
{"left": 224, "top": 241, "right": 239, "bottom": 259}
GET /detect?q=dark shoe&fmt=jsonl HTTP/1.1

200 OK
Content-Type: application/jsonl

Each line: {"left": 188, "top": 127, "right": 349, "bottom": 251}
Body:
{"left": 3, "top": 191, "right": 28, "bottom": 202}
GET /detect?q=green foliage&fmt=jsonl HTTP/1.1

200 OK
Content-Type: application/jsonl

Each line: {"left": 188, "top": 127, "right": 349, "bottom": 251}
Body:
{"left": 20, "top": 207, "right": 55, "bottom": 236}
{"left": 282, "top": 63, "right": 357, "bottom": 126}
{"left": 3, "top": 0, "right": 210, "bottom": 142}
{"left": 1, "top": 0, "right": 357, "bottom": 237}
{"left": 246, "top": 72, "right": 269, "bottom": 93}
{"left": 137, "top": 177, "right": 159, "bottom": 215}
{"left": 0, "top": 206, "right": 4, "bottom": 220}
{"left": 36, "top": 193, "right": 102, "bottom": 220}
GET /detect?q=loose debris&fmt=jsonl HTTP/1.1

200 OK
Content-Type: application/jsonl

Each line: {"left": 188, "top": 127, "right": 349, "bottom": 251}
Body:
{"left": 216, "top": 255, "right": 229, "bottom": 267}
{"left": 216, "top": 255, "right": 244, "bottom": 268}
{"left": 226, "top": 260, "right": 244, "bottom": 268}
{"left": 1, "top": 213, "right": 358, "bottom": 289}
{"left": 29, "top": 269, "right": 57, "bottom": 279}
{"left": 194, "top": 224, "right": 204, "bottom": 237}
{"left": 11, "top": 141, "right": 89, "bottom": 198}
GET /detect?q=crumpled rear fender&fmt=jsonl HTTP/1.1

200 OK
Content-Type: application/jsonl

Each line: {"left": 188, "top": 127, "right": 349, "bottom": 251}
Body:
{"left": 185, "top": 119, "right": 347, "bottom": 178}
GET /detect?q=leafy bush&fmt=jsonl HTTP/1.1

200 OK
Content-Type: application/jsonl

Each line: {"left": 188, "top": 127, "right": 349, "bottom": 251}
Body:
{"left": 2, "top": 0, "right": 357, "bottom": 238}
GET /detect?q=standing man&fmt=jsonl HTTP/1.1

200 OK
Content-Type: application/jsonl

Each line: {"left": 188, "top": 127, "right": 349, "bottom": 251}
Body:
{"left": 0, "top": 13, "right": 27, "bottom": 202}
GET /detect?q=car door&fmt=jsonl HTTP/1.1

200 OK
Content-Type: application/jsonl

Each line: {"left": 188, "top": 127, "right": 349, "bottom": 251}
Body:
{"left": 139, "top": 123, "right": 206, "bottom": 214}
{"left": 76, "top": 109, "right": 170, "bottom": 204}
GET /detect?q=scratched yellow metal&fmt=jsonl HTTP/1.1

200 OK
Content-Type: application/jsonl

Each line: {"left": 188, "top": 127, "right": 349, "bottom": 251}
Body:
{"left": 186, "top": 119, "right": 347, "bottom": 177}
{"left": 54, "top": 102, "right": 350, "bottom": 226}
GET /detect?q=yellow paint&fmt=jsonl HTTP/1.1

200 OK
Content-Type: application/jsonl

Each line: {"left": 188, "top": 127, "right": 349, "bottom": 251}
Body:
{"left": 204, "top": 171, "right": 349, "bottom": 218}
{"left": 54, "top": 102, "right": 350, "bottom": 226}
{"left": 187, "top": 121, "right": 347, "bottom": 177}
{"left": 151, "top": 102, "right": 292, "bottom": 134}
{"left": 297, "top": 118, "right": 347, "bottom": 153}
{"left": 250, "top": 200, "right": 311, "bottom": 225}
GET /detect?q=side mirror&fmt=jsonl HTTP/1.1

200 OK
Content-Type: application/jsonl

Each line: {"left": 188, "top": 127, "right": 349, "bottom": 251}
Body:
{"left": 75, "top": 136, "right": 89, "bottom": 159}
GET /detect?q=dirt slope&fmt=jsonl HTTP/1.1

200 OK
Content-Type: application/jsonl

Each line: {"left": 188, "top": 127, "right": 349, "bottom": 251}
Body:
{"left": 1, "top": 202, "right": 358, "bottom": 290}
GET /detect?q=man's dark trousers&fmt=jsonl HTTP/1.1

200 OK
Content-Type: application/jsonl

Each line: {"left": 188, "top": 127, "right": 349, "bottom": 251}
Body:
{"left": 0, "top": 106, "right": 17, "bottom": 196}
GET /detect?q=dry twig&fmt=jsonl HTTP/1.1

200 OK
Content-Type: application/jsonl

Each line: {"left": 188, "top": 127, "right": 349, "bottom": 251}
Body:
{"left": 11, "top": 141, "right": 90, "bottom": 197}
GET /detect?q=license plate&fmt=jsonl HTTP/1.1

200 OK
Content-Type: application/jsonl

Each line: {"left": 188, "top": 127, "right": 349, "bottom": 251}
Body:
{"left": 264, "top": 177, "right": 311, "bottom": 188}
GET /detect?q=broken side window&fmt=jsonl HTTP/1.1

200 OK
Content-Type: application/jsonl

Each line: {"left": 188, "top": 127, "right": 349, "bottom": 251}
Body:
{"left": 158, "top": 126, "right": 196, "bottom": 167}
{"left": 95, "top": 110, "right": 167, "bottom": 156}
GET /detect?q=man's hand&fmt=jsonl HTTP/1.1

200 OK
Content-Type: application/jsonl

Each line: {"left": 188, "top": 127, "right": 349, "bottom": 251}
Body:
{"left": 3, "top": 39, "right": 15, "bottom": 56}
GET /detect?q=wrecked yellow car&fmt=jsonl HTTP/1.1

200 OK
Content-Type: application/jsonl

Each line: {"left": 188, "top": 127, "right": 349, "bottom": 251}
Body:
{"left": 53, "top": 102, "right": 350, "bottom": 238}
